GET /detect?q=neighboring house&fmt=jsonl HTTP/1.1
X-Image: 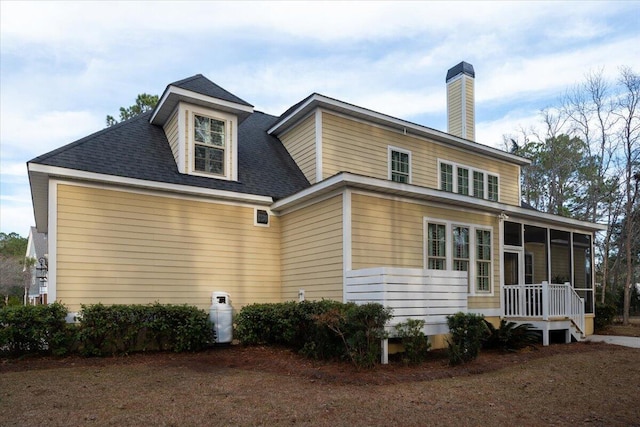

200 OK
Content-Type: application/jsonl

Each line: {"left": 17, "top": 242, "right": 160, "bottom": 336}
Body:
{"left": 24, "top": 226, "right": 48, "bottom": 305}
{"left": 28, "top": 62, "right": 606, "bottom": 349}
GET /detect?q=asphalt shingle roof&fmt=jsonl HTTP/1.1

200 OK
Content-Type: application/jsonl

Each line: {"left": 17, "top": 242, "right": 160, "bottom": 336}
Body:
{"left": 169, "top": 74, "right": 253, "bottom": 107}
{"left": 30, "top": 109, "right": 310, "bottom": 200}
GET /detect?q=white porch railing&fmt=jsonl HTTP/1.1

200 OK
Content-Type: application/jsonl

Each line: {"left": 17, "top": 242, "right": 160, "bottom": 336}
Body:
{"left": 503, "top": 281, "right": 585, "bottom": 336}
{"left": 345, "top": 267, "right": 467, "bottom": 336}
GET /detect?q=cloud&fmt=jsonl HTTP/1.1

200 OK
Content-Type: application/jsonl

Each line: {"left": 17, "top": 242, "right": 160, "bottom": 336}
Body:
{"left": 1, "top": 0, "right": 638, "bottom": 236}
{"left": 478, "top": 37, "right": 640, "bottom": 107}
{"left": 0, "top": 162, "right": 28, "bottom": 178}
{"left": 0, "top": 203, "right": 34, "bottom": 236}
{"left": 1, "top": 110, "right": 104, "bottom": 159}
{"left": 476, "top": 111, "right": 543, "bottom": 150}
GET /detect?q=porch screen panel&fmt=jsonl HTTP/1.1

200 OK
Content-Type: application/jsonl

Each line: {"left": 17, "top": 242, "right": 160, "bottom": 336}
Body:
{"left": 573, "top": 232, "right": 594, "bottom": 314}
{"left": 550, "top": 229, "right": 570, "bottom": 284}
{"left": 524, "top": 225, "right": 548, "bottom": 283}
{"left": 504, "top": 221, "right": 522, "bottom": 246}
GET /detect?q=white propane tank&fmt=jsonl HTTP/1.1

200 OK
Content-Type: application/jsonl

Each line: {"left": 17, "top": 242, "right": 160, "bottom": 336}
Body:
{"left": 209, "top": 291, "right": 233, "bottom": 344}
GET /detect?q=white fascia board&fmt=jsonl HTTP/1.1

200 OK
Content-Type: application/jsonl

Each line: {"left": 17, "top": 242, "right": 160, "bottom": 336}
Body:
{"left": 27, "top": 164, "right": 273, "bottom": 205}
{"left": 268, "top": 94, "right": 530, "bottom": 166}
{"left": 271, "top": 172, "right": 607, "bottom": 232}
{"left": 151, "top": 86, "right": 254, "bottom": 125}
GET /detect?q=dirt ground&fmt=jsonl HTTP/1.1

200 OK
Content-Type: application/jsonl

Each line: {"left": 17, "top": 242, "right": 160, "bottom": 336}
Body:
{"left": 1, "top": 341, "right": 640, "bottom": 426}
{"left": 597, "top": 317, "right": 640, "bottom": 337}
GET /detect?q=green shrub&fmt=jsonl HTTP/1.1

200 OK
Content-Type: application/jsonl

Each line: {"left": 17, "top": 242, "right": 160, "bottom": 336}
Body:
{"left": 446, "top": 312, "right": 487, "bottom": 365}
{"left": 595, "top": 302, "right": 617, "bottom": 330}
{"left": 234, "top": 301, "right": 298, "bottom": 346}
{"left": 234, "top": 300, "right": 345, "bottom": 352}
{"left": 235, "top": 300, "right": 392, "bottom": 369}
{"left": 312, "top": 303, "right": 392, "bottom": 369}
{"left": 0, "top": 302, "right": 70, "bottom": 356}
{"left": 395, "top": 319, "right": 430, "bottom": 364}
{"left": 77, "top": 303, "right": 214, "bottom": 356}
{"left": 482, "top": 319, "right": 538, "bottom": 351}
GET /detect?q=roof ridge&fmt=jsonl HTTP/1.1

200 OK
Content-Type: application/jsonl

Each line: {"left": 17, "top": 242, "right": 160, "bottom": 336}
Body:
{"left": 168, "top": 74, "right": 205, "bottom": 87}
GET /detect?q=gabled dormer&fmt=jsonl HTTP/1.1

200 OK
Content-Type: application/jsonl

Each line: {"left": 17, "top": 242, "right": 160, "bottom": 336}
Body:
{"left": 150, "top": 75, "right": 254, "bottom": 181}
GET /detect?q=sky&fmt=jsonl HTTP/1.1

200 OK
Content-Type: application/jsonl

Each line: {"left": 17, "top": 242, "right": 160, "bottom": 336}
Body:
{"left": 1, "top": 1, "right": 639, "bottom": 237}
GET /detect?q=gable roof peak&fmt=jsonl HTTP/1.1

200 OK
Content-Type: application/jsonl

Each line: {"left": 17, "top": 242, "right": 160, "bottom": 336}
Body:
{"left": 150, "top": 74, "right": 254, "bottom": 125}
{"left": 168, "top": 74, "right": 253, "bottom": 108}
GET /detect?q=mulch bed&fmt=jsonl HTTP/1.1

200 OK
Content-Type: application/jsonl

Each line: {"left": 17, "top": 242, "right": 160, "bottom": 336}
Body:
{"left": 0, "top": 340, "right": 610, "bottom": 386}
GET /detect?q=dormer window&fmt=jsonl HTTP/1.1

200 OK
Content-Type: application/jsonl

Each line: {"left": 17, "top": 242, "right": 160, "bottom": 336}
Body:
{"left": 154, "top": 76, "right": 252, "bottom": 182}
{"left": 194, "top": 115, "right": 226, "bottom": 175}
{"left": 185, "top": 105, "right": 237, "bottom": 181}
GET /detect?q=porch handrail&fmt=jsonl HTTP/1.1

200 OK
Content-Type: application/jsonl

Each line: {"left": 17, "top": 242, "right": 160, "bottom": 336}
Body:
{"left": 503, "top": 281, "right": 585, "bottom": 335}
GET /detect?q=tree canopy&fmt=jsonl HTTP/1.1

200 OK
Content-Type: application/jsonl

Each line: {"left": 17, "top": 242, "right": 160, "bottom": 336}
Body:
{"left": 0, "top": 232, "right": 29, "bottom": 305}
{"left": 0, "top": 232, "right": 28, "bottom": 257}
{"left": 504, "top": 66, "right": 639, "bottom": 322}
{"left": 106, "top": 93, "right": 159, "bottom": 127}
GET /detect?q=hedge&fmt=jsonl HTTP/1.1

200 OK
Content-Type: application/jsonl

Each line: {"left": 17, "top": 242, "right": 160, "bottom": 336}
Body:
{"left": 235, "top": 300, "right": 392, "bottom": 369}
{"left": 0, "top": 302, "right": 214, "bottom": 357}
{"left": 0, "top": 302, "right": 71, "bottom": 356}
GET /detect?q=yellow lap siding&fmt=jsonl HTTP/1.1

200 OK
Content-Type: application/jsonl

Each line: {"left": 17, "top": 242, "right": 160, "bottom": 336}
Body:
{"left": 447, "top": 79, "right": 463, "bottom": 137}
{"left": 351, "top": 193, "right": 500, "bottom": 310}
{"left": 279, "top": 114, "right": 316, "bottom": 184}
{"left": 280, "top": 195, "right": 343, "bottom": 302}
{"left": 164, "top": 108, "right": 179, "bottom": 166}
{"left": 55, "top": 184, "right": 281, "bottom": 312}
{"left": 465, "top": 78, "right": 475, "bottom": 141}
{"left": 321, "top": 112, "right": 521, "bottom": 205}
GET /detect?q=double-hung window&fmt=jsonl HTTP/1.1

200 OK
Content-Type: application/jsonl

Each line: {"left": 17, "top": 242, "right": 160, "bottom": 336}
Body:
{"left": 452, "top": 226, "right": 470, "bottom": 272}
{"left": 194, "top": 115, "right": 226, "bottom": 175}
{"left": 427, "top": 223, "right": 446, "bottom": 270}
{"left": 473, "top": 171, "right": 484, "bottom": 199}
{"left": 457, "top": 167, "right": 469, "bottom": 195}
{"left": 389, "top": 147, "right": 411, "bottom": 183}
{"left": 488, "top": 175, "right": 499, "bottom": 201}
{"left": 440, "top": 163, "right": 453, "bottom": 192}
{"left": 438, "top": 160, "right": 498, "bottom": 202}
{"left": 425, "top": 219, "right": 493, "bottom": 294}
{"left": 476, "top": 229, "right": 492, "bottom": 292}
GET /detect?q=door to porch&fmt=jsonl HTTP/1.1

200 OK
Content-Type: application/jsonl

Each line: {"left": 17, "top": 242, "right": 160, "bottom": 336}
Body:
{"left": 504, "top": 250, "right": 523, "bottom": 287}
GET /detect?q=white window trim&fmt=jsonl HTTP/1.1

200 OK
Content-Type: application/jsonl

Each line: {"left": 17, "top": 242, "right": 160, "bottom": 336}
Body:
{"left": 437, "top": 159, "right": 500, "bottom": 202}
{"left": 186, "top": 104, "right": 238, "bottom": 181}
{"left": 388, "top": 146, "right": 412, "bottom": 184}
{"left": 424, "top": 217, "right": 494, "bottom": 296}
{"left": 475, "top": 227, "right": 493, "bottom": 294}
{"left": 425, "top": 221, "right": 447, "bottom": 270}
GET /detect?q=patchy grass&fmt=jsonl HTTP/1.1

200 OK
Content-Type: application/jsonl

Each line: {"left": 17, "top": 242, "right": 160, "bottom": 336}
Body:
{"left": 1, "top": 343, "right": 639, "bottom": 426}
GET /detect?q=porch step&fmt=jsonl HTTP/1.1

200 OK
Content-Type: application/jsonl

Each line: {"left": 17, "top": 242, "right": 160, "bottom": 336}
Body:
{"left": 569, "top": 321, "right": 585, "bottom": 342}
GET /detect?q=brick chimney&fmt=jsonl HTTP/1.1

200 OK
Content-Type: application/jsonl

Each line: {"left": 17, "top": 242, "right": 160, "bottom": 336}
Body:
{"left": 446, "top": 61, "right": 475, "bottom": 141}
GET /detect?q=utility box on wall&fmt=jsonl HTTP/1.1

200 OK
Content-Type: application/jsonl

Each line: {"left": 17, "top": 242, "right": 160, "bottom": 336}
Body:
{"left": 209, "top": 291, "right": 233, "bottom": 344}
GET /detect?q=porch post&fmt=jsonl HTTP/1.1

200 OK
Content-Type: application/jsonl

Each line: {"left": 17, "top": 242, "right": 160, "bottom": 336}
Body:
{"left": 564, "top": 282, "right": 571, "bottom": 317}
{"left": 381, "top": 338, "right": 389, "bottom": 365}
{"left": 542, "top": 281, "right": 549, "bottom": 321}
